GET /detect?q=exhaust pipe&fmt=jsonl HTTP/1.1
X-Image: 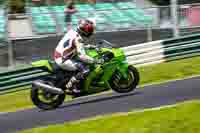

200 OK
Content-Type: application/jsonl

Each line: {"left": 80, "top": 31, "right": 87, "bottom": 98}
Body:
{"left": 33, "top": 81, "right": 64, "bottom": 95}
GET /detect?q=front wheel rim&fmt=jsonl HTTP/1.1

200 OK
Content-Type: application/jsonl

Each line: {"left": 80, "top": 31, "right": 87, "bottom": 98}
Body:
{"left": 113, "top": 70, "right": 135, "bottom": 89}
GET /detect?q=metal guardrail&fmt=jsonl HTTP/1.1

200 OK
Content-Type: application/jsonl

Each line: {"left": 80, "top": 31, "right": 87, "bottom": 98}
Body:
{"left": 0, "top": 66, "right": 50, "bottom": 93}
{"left": 123, "top": 34, "right": 200, "bottom": 67}
{"left": 1, "top": 34, "right": 200, "bottom": 94}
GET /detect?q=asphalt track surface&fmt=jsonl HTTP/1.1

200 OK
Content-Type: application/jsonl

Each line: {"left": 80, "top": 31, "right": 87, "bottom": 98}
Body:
{"left": 0, "top": 77, "right": 200, "bottom": 133}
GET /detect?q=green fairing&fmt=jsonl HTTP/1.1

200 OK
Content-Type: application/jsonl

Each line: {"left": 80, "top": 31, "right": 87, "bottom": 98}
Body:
{"left": 31, "top": 47, "right": 130, "bottom": 93}
{"left": 100, "top": 48, "right": 128, "bottom": 79}
{"left": 83, "top": 48, "right": 129, "bottom": 91}
{"left": 32, "top": 60, "right": 53, "bottom": 72}
{"left": 99, "top": 61, "right": 129, "bottom": 82}
{"left": 117, "top": 63, "right": 129, "bottom": 78}
{"left": 83, "top": 65, "right": 103, "bottom": 91}
{"left": 86, "top": 49, "right": 98, "bottom": 58}
{"left": 86, "top": 48, "right": 126, "bottom": 61}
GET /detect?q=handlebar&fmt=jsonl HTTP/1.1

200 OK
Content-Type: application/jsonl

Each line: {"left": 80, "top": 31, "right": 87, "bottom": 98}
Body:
{"left": 96, "top": 40, "right": 114, "bottom": 48}
{"left": 85, "top": 40, "right": 114, "bottom": 49}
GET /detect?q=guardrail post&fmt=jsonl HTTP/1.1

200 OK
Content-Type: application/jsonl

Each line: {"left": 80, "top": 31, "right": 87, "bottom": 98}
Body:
{"left": 171, "top": 0, "right": 179, "bottom": 37}
{"left": 147, "top": 25, "right": 153, "bottom": 42}
{"left": 8, "top": 39, "right": 14, "bottom": 68}
{"left": 5, "top": 8, "right": 14, "bottom": 69}
{"left": 51, "top": 11, "right": 63, "bottom": 35}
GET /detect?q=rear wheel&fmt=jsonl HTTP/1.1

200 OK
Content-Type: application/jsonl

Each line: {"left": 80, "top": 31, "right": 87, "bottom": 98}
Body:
{"left": 110, "top": 66, "right": 140, "bottom": 93}
{"left": 31, "top": 80, "right": 66, "bottom": 110}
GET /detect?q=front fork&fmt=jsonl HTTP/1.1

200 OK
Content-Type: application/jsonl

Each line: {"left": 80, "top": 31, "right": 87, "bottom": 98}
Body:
{"left": 101, "top": 62, "right": 129, "bottom": 90}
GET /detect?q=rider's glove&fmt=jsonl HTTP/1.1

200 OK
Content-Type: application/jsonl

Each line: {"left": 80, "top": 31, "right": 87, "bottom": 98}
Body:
{"left": 85, "top": 44, "right": 97, "bottom": 49}
{"left": 62, "top": 55, "right": 69, "bottom": 63}
{"left": 85, "top": 44, "right": 101, "bottom": 52}
{"left": 94, "top": 58, "right": 104, "bottom": 64}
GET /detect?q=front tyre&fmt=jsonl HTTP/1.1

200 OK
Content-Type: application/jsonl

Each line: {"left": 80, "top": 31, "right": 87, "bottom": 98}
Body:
{"left": 110, "top": 66, "right": 140, "bottom": 93}
{"left": 31, "top": 80, "right": 66, "bottom": 110}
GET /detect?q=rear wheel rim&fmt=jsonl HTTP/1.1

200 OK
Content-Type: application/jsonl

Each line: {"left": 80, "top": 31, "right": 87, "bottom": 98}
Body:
{"left": 36, "top": 81, "right": 60, "bottom": 104}
{"left": 36, "top": 88, "right": 59, "bottom": 104}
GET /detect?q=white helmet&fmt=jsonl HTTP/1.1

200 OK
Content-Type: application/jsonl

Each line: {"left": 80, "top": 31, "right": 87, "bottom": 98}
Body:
{"left": 77, "top": 18, "right": 96, "bottom": 37}
{"left": 87, "top": 18, "right": 96, "bottom": 27}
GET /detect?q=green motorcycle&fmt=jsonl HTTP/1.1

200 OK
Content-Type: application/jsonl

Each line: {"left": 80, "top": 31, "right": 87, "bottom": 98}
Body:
{"left": 30, "top": 40, "right": 140, "bottom": 110}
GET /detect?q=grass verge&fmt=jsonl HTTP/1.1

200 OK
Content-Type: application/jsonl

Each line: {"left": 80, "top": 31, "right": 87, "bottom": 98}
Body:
{"left": 21, "top": 100, "right": 200, "bottom": 133}
{"left": 0, "top": 56, "right": 200, "bottom": 112}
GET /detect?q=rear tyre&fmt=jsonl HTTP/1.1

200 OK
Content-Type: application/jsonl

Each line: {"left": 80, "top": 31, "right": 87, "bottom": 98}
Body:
{"left": 31, "top": 80, "right": 66, "bottom": 110}
{"left": 110, "top": 66, "right": 140, "bottom": 93}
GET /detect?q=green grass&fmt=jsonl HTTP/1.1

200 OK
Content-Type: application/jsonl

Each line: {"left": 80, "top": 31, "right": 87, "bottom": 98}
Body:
{"left": 0, "top": 90, "right": 33, "bottom": 112}
{"left": 21, "top": 100, "right": 200, "bottom": 133}
{"left": 0, "top": 56, "right": 200, "bottom": 112}
{"left": 0, "top": 90, "right": 71, "bottom": 112}
{"left": 139, "top": 56, "right": 200, "bottom": 85}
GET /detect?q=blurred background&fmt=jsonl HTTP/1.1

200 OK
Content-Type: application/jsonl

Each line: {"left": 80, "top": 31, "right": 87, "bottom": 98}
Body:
{"left": 0, "top": 0, "right": 200, "bottom": 69}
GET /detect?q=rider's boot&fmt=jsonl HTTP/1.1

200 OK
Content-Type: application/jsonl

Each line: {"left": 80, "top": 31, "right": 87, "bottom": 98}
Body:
{"left": 66, "top": 68, "right": 90, "bottom": 93}
{"left": 66, "top": 76, "right": 78, "bottom": 88}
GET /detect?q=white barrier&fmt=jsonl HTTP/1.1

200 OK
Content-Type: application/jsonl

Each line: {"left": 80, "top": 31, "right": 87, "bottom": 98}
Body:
{"left": 122, "top": 40, "right": 165, "bottom": 67}
{"left": 121, "top": 40, "right": 163, "bottom": 52}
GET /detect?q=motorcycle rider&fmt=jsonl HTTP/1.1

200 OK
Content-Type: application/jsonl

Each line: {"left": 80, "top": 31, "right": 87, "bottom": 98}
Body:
{"left": 54, "top": 18, "right": 103, "bottom": 93}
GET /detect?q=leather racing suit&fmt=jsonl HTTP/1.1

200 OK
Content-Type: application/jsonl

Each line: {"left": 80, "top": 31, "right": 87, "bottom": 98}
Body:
{"left": 54, "top": 29, "right": 98, "bottom": 92}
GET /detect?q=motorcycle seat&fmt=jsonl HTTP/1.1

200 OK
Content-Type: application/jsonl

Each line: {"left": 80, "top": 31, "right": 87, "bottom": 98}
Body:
{"left": 48, "top": 60, "right": 63, "bottom": 72}
{"left": 48, "top": 60, "right": 74, "bottom": 77}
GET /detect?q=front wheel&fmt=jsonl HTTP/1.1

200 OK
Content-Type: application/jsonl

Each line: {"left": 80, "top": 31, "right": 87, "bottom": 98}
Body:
{"left": 31, "top": 80, "right": 66, "bottom": 110}
{"left": 110, "top": 66, "right": 140, "bottom": 93}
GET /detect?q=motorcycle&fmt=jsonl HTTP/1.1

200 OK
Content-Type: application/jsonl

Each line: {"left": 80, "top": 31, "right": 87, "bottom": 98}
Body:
{"left": 30, "top": 40, "right": 140, "bottom": 110}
